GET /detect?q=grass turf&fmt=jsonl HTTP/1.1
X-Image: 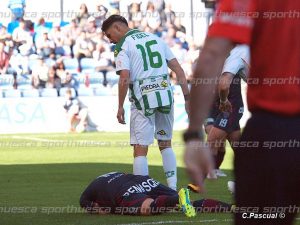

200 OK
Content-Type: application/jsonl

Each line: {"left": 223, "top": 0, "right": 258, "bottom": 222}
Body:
{"left": 0, "top": 131, "right": 294, "bottom": 225}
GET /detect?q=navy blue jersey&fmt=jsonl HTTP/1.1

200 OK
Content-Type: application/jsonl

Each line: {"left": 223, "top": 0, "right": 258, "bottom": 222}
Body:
{"left": 79, "top": 172, "right": 165, "bottom": 213}
{"left": 228, "top": 71, "right": 244, "bottom": 111}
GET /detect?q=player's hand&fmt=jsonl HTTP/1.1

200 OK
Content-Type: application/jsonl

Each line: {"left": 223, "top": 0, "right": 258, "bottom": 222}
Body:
{"left": 117, "top": 107, "right": 126, "bottom": 124}
{"left": 219, "top": 99, "right": 232, "bottom": 113}
{"left": 184, "top": 140, "right": 214, "bottom": 193}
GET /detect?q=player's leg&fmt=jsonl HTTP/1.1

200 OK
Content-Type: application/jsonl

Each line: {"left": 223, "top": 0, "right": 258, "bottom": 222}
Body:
{"left": 133, "top": 145, "right": 149, "bottom": 175}
{"left": 77, "top": 108, "right": 89, "bottom": 132}
{"left": 206, "top": 126, "right": 228, "bottom": 178}
{"left": 227, "top": 129, "right": 241, "bottom": 152}
{"left": 155, "top": 106, "right": 177, "bottom": 190}
{"left": 130, "top": 107, "right": 155, "bottom": 176}
{"left": 207, "top": 125, "right": 227, "bottom": 168}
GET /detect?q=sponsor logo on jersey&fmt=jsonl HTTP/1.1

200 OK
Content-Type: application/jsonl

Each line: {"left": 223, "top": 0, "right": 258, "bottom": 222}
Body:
{"left": 141, "top": 83, "right": 160, "bottom": 93}
{"left": 114, "top": 49, "right": 119, "bottom": 57}
{"left": 157, "top": 130, "right": 166, "bottom": 135}
{"left": 122, "top": 178, "right": 160, "bottom": 196}
{"left": 161, "top": 80, "right": 168, "bottom": 88}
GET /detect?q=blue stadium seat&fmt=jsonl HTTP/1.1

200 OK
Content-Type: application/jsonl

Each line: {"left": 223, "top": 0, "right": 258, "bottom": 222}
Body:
{"left": 4, "top": 89, "right": 21, "bottom": 98}
{"left": 44, "top": 58, "right": 56, "bottom": 67}
{"left": 77, "top": 73, "right": 104, "bottom": 89}
{"left": 106, "top": 71, "right": 119, "bottom": 85}
{"left": 77, "top": 88, "right": 94, "bottom": 96}
{"left": 89, "top": 73, "right": 104, "bottom": 88}
{"left": 17, "top": 75, "right": 32, "bottom": 90}
{"left": 22, "top": 89, "right": 40, "bottom": 98}
{"left": 81, "top": 58, "right": 96, "bottom": 74}
{"left": 60, "top": 21, "right": 69, "bottom": 27}
{"left": 94, "top": 86, "right": 112, "bottom": 96}
{"left": 44, "top": 22, "right": 53, "bottom": 29}
{"left": 0, "top": 74, "right": 15, "bottom": 90}
{"left": 63, "top": 58, "right": 79, "bottom": 73}
{"left": 40, "top": 88, "right": 58, "bottom": 97}
{"left": 59, "top": 87, "right": 76, "bottom": 97}
{"left": 8, "top": 21, "right": 19, "bottom": 34}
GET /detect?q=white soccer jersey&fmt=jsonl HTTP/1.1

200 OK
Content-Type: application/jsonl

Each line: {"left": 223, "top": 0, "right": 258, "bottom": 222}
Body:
{"left": 115, "top": 29, "right": 175, "bottom": 81}
{"left": 222, "top": 44, "right": 250, "bottom": 81}
{"left": 114, "top": 29, "right": 175, "bottom": 115}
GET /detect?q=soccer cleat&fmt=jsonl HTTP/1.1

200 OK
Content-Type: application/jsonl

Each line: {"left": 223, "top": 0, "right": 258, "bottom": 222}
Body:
{"left": 187, "top": 184, "right": 201, "bottom": 193}
{"left": 206, "top": 170, "right": 217, "bottom": 179}
{"left": 227, "top": 181, "right": 235, "bottom": 194}
{"left": 178, "top": 188, "right": 196, "bottom": 217}
{"left": 215, "top": 169, "right": 227, "bottom": 177}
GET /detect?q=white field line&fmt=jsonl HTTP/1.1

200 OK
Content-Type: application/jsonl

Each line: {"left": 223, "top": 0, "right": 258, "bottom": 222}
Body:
{"left": 116, "top": 217, "right": 300, "bottom": 225}
{"left": 115, "top": 219, "right": 233, "bottom": 225}
{"left": 11, "top": 136, "right": 65, "bottom": 142}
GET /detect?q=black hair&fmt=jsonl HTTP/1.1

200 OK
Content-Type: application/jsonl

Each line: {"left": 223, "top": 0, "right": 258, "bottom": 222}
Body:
{"left": 101, "top": 15, "right": 128, "bottom": 32}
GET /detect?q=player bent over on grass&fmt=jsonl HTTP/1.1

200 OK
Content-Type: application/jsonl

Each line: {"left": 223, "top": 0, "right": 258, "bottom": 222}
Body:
{"left": 101, "top": 15, "right": 190, "bottom": 191}
{"left": 79, "top": 172, "right": 232, "bottom": 216}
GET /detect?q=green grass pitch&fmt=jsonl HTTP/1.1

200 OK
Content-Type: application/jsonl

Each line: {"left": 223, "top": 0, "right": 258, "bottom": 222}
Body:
{"left": 0, "top": 132, "right": 298, "bottom": 225}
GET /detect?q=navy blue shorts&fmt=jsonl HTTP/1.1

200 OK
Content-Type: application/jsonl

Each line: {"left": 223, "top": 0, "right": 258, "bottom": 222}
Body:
{"left": 214, "top": 108, "right": 243, "bottom": 133}
{"left": 206, "top": 106, "right": 244, "bottom": 133}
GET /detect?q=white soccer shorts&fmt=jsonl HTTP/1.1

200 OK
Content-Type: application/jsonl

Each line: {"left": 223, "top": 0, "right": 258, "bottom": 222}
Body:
{"left": 130, "top": 105, "right": 174, "bottom": 146}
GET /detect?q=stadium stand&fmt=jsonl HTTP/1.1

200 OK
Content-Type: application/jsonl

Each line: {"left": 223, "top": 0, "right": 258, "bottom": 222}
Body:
{"left": 0, "top": 1, "right": 200, "bottom": 99}
{"left": 22, "top": 89, "right": 40, "bottom": 98}
{"left": 4, "top": 89, "right": 22, "bottom": 98}
{"left": 40, "top": 88, "right": 58, "bottom": 97}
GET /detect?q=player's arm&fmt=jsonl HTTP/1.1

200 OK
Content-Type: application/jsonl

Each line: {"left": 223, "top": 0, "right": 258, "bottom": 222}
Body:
{"left": 115, "top": 49, "right": 130, "bottom": 124}
{"left": 167, "top": 58, "right": 190, "bottom": 99}
{"left": 218, "top": 72, "right": 234, "bottom": 112}
{"left": 117, "top": 69, "right": 130, "bottom": 124}
{"left": 167, "top": 58, "right": 190, "bottom": 113}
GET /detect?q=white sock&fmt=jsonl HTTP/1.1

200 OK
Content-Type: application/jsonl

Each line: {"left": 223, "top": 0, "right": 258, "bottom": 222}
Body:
{"left": 161, "top": 148, "right": 177, "bottom": 190}
{"left": 133, "top": 156, "right": 149, "bottom": 176}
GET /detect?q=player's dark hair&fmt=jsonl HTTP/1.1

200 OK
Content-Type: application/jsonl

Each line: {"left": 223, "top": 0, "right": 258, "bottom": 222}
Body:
{"left": 101, "top": 15, "right": 128, "bottom": 32}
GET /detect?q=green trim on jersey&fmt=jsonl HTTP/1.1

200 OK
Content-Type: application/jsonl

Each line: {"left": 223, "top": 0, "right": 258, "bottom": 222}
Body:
{"left": 114, "top": 29, "right": 141, "bottom": 57}
{"left": 155, "top": 91, "right": 163, "bottom": 107}
{"left": 142, "top": 94, "right": 150, "bottom": 111}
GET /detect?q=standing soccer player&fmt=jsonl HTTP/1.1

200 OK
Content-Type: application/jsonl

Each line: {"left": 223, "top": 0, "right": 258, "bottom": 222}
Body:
{"left": 206, "top": 45, "right": 250, "bottom": 178}
{"left": 101, "top": 15, "right": 190, "bottom": 191}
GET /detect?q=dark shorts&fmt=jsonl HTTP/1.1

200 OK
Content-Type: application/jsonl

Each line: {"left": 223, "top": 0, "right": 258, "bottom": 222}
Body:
{"left": 234, "top": 111, "right": 300, "bottom": 225}
{"left": 116, "top": 175, "right": 177, "bottom": 215}
{"left": 205, "top": 106, "right": 244, "bottom": 133}
{"left": 214, "top": 108, "right": 243, "bottom": 133}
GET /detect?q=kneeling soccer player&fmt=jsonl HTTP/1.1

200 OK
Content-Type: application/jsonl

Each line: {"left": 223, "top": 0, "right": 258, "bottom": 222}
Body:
{"left": 80, "top": 172, "right": 232, "bottom": 216}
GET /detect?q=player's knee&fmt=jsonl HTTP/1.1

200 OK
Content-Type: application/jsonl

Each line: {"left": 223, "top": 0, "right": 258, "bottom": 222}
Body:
{"left": 205, "top": 125, "right": 213, "bottom": 134}
{"left": 140, "top": 198, "right": 154, "bottom": 216}
{"left": 133, "top": 145, "right": 148, "bottom": 157}
{"left": 158, "top": 140, "right": 171, "bottom": 151}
